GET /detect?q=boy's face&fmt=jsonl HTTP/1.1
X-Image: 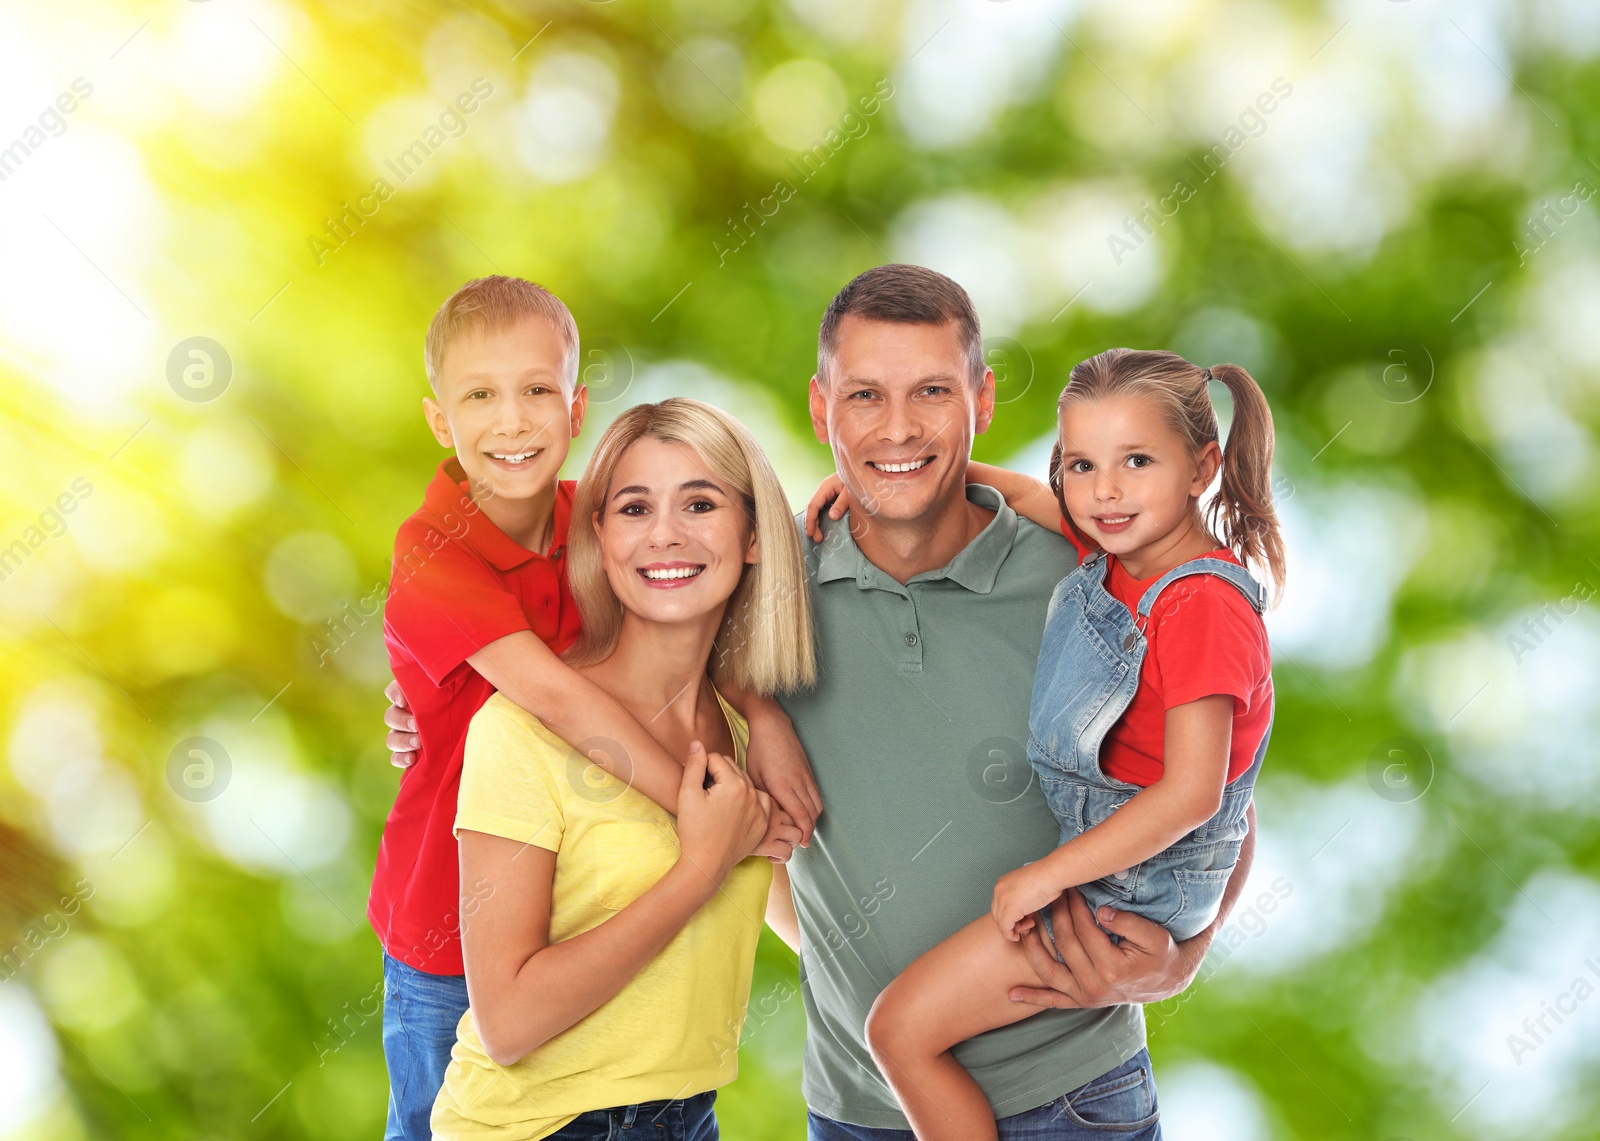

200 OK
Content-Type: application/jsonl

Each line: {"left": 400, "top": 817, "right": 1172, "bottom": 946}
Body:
{"left": 424, "top": 316, "right": 587, "bottom": 503}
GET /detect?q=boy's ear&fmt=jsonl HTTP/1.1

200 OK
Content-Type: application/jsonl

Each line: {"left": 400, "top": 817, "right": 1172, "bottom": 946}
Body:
{"left": 1191, "top": 440, "right": 1223, "bottom": 496}
{"left": 568, "top": 383, "right": 589, "bottom": 439}
{"left": 423, "top": 397, "right": 454, "bottom": 448}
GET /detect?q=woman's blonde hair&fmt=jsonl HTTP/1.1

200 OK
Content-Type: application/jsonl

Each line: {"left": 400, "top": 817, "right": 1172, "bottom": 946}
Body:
{"left": 565, "top": 399, "right": 817, "bottom": 695}
{"left": 1048, "top": 348, "right": 1287, "bottom": 600}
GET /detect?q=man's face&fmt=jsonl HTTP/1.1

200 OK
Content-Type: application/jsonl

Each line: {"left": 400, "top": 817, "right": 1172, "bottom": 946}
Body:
{"left": 808, "top": 315, "right": 995, "bottom": 528}
{"left": 423, "top": 316, "right": 586, "bottom": 502}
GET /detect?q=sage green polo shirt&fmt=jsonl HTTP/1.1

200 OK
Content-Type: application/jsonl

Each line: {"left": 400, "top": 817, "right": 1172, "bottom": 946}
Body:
{"left": 779, "top": 484, "right": 1146, "bottom": 1129}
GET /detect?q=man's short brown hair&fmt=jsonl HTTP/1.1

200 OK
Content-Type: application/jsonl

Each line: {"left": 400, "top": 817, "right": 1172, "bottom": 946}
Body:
{"left": 423, "top": 275, "right": 579, "bottom": 392}
{"left": 817, "top": 264, "right": 984, "bottom": 385}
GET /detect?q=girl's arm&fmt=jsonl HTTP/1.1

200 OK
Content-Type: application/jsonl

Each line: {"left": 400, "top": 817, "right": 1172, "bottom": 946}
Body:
{"left": 765, "top": 863, "right": 801, "bottom": 952}
{"left": 963, "top": 461, "right": 1061, "bottom": 533}
{"left": 991, "top": 694, "right": 1234, "bottom": 938}
{"left": 462, "top": 744, "right": 767, "bottom": 1066}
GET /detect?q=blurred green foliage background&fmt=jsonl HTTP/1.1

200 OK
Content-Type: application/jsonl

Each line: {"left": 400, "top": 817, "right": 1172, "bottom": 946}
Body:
{"left": 1, "top": 0, "right": 1598, "bottom": 1138}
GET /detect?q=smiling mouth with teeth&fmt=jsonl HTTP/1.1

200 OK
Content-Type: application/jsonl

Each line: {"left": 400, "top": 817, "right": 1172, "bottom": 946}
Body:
{"left": 639, "top": 566, "right": 704, "bottom": 581}
{"left": 867, "top": 457, "right": 934, "bottom": 474}
{"left": 488, "top": 450, "right": 541, "bottom": 463}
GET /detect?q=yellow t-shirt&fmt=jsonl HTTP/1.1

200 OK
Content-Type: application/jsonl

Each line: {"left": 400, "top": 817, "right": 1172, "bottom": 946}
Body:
{"left": 431, "top": 690, "right": 773, "bottom": 1141}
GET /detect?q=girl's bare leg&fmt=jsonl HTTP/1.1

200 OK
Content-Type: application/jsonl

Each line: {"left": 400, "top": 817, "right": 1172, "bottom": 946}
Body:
{"left": 864, "top": 914, "right": 1052, "bottom": 1141}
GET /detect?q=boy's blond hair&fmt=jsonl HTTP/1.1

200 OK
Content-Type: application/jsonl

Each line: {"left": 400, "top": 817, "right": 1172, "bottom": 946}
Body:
{"left": 564, "top": 399, "right": 817, "bottom": 696}
{"left": 423, "top": 275, "right": 580, "bottom": 391}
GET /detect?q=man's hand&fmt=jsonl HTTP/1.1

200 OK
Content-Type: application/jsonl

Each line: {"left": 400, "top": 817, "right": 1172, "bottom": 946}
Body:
{"left": 743, "top": 707, "right": 822, "bottom": 848}
{"left": 1007, "top": 889, "right": 1206, "bottom": 1009}
{"left": 384, "top": 679, "right": 419, "bottom": 769}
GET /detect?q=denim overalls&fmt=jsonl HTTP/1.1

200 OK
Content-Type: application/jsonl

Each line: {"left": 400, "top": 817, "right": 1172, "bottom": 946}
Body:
{"left": 1028, "top": 551, "right": 1271, "bottom": 944}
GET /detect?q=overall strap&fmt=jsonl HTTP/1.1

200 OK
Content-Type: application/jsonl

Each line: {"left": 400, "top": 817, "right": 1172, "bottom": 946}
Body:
{"left": 1136, "top": 556, "right": 1267, "bottom": 618}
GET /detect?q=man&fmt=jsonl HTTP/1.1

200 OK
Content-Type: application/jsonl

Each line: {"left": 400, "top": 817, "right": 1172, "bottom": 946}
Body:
{"left": 769, "top": 264, "right": 1256, "bottom": 1139}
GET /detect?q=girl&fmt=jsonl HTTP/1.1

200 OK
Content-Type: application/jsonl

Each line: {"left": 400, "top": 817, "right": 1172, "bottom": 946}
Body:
{"left": 813, "top": 348, "right": 1283, "bottom": 1140}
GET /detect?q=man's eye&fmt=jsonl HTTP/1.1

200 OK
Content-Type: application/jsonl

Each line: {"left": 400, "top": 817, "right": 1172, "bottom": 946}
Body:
{"left": 850, "top": 390, "right": 877, "bottom": 400}
{"left": 921, "top": 385, "right": 948, "bottom": 397}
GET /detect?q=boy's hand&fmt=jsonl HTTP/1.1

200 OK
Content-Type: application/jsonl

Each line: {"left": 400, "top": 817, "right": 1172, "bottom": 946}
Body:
{"left": 752, "top": 806, "right": 802, "bottom": 864}
{"left": 384, "top": 679, "right": 419, "bottom": 769}
{"left": 745, "top": 713, "right": 822, "bottom": 848}
{"left": 803, "top": 473, "right": 853, "bottom": 543}
{"left": 991, "top": 860, "right": 1069, "bottom": 941}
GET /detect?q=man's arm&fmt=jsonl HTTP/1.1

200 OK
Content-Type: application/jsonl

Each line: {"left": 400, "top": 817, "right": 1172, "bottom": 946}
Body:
{"left": 765, "top": 863, "right": 801, "bottom": 952}
{"left": 1008, "top": 802, "right": 1256, "bottom": 1008}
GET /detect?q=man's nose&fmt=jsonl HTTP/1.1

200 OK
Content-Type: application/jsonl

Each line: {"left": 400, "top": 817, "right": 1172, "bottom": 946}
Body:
{"left": 878, "top": 393, "right": 921, "bottom": 445}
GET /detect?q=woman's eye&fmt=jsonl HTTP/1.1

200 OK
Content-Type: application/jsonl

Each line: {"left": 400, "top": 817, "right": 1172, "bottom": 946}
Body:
{"left": 687, "top": 499, "right": 717, "bottom": 513}
{"left": 618, "top": 502, "right": 648, "bottom": 516}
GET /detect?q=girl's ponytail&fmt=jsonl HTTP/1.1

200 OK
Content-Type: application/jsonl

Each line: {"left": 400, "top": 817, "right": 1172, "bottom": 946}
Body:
{"left": 1206, "top": 363, "right": 1286, "bottom": 597}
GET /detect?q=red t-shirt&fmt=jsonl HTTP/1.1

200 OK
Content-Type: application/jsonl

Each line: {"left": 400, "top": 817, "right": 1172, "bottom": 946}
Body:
{"left": 1059, "top": 521, "right": 1272, "bottom": 788}
{"left": 369, "top": 459, "right": 581, "bottom": 975}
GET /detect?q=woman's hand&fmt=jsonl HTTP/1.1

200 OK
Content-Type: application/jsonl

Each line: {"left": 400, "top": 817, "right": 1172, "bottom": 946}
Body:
{"left": 676, "top": 741, "right": 769, "bottom": 894}
{"left": 991, "top": 859, "right": 1070, "bottom": 941}
{"left": 803, "top": 473, "right": 854, "bottom": 542}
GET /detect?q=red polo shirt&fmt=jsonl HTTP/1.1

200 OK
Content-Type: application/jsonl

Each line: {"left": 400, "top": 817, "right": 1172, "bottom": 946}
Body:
{"left": 370, "top": 458, "right": 581, "bottom": 975}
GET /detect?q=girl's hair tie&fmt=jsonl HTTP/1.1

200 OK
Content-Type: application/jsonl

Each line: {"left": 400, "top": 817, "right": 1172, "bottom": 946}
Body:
{"left": 1201, "top": 367, "right": 1214, "bottom": 381}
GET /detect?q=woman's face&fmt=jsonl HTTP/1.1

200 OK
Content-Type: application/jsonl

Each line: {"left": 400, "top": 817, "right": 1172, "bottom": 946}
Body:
{"left": 593, "top": 436, "right": 756, "bottom": 628}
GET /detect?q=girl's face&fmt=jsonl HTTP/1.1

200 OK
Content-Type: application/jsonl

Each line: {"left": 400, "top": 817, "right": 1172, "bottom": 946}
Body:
{"left": 593, "top": 436, "right": 757, "bottom": 629}
{"left": 1057, "top": 394, "right": 1220, "bottom": 563}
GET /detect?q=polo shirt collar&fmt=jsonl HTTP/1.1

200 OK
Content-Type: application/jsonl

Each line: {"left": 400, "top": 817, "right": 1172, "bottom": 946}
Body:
{"left": 813, "top": 483, "right": 1017, "bottom": 595}
{"left": 423, "top": 458, "right": 570, "bottom": 571}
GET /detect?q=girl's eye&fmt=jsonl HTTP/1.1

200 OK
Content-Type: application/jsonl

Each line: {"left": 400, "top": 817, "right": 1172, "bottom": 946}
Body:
{"left": 1127, "top": 454, "right": 1153, "bottom": 469}
{"left": 1068, "top": 459, "right": 1093, "bottom": 474}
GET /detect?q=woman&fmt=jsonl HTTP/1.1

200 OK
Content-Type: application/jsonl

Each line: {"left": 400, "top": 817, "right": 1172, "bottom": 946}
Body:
{"left": 431, "top": 398, "right": 816, "bottom": 1140}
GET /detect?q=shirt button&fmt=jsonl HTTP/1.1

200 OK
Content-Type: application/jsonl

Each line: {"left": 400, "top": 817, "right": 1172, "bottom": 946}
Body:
{"left": 905, "top": 632, "right": 918, "bottom": 647}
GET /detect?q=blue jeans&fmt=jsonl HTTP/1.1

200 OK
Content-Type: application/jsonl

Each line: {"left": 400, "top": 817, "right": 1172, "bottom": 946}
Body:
{"left": 549, "top": 1091, "right": 718, "bottom": 1140}
{"left": 807, "top": 1050, "right": 1159, "bottom": 1140}
{"left": 381, "top": 952, "right": 470, "bottom": 1141}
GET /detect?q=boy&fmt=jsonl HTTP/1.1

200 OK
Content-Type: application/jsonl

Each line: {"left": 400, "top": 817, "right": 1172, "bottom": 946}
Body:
{"left": 371, "top": 276, "right": 819, "bottom": 1141}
